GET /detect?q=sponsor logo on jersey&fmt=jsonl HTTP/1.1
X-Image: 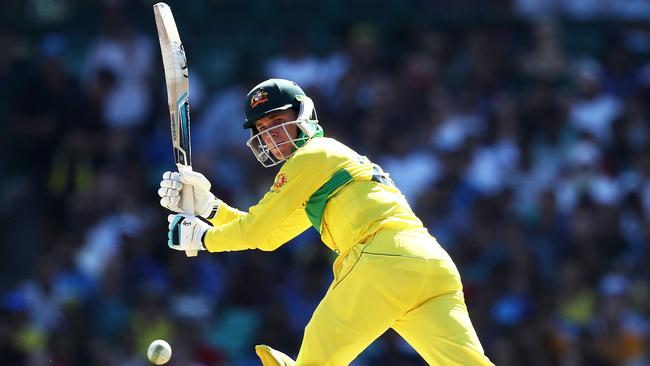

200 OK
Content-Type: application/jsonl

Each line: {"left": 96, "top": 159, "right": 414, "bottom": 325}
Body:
{"left": 250, "top": 89, "right": 269, "bottom": 108}
{"left": 272, "top": 173, "right": 287, "bottom": 192}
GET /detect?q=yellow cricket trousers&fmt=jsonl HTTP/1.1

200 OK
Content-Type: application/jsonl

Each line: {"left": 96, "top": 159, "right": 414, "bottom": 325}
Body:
{"left": 295, "top": 228, "right": 494, "bottom": 366}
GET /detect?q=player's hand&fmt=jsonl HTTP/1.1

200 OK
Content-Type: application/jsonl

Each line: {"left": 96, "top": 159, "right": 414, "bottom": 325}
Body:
{"left": 167, "top": 214, "right": 211, "bottom": 252}
{"left": 158, "top": 170, "right": 221, "bottom": 218}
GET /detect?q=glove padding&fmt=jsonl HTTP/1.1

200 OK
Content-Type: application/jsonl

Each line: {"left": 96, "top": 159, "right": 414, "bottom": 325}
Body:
{"left": 158, "top": 170, "right": 221, "bottom": 218}
{"left": 167, "top": 214, "right": 211, "bottom": 252}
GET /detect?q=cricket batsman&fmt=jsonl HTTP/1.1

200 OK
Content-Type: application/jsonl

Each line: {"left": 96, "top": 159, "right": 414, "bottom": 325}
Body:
{"left": 159, "top": 79, "right": 494, "bottom": 365}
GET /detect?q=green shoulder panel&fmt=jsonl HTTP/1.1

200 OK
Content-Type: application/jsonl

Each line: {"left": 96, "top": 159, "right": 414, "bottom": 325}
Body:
{"left": 305, "top": 169, "right": 353, "bottom": 233}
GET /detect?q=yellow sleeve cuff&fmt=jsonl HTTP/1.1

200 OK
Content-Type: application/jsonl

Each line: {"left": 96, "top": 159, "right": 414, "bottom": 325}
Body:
{"left": 208, "top": 201, "right": 246, "bottom": 226}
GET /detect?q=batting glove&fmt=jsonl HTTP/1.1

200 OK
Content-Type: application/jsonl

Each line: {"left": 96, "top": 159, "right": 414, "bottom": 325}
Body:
{"left": 158, "top": 170, "right": 221, "bottom": 218}
{"left": 167, "top": 214, "right": 211, "bottom": 252}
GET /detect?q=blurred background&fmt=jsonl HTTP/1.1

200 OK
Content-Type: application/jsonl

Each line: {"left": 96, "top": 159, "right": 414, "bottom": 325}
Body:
{"left": 2, "top": 0, "right": 650, "bottom": 365}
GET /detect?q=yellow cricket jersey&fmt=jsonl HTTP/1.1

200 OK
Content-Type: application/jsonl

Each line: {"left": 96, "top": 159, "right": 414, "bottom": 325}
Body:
{"left": 204, "top": 137, "right": 424, "bottom": 254}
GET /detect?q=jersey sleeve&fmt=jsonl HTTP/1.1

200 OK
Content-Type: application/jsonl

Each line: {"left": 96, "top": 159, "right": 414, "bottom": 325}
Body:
{"left": 254, "top": 207, "right": 312, "bottom": 251}
{"left": 203, "top": 146, "right": 332, "bottom": 252}
{"left": 208, "top": 201, "right": 246, "bottom": 226}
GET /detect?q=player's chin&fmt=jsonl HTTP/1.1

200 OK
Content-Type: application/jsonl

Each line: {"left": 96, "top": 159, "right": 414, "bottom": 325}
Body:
{"left": 270, "top": 146, "right": 291, "bottom": 160}
{"left": 270, "top": 149, "right": 284, "bottom": 160}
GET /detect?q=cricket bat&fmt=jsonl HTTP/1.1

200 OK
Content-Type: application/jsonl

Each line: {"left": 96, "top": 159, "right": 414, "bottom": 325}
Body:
{"left": 154, "top": 2, "right": 197, "bottom": 257}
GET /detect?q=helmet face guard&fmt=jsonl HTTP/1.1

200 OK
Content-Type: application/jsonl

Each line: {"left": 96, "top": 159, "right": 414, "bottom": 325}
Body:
{"left": 246, "top": 96, "right": 318, "bottom": 167}
{"left": 246, "top": 121, "right": 309, "bottom": 167}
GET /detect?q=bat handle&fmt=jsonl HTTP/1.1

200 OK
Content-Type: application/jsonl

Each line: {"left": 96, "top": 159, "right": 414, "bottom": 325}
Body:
{"left": 179, "top": 165, "right": 198, "bottom": 257}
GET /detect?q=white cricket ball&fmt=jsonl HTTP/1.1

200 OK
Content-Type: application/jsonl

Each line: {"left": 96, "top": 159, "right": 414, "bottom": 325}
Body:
{"left": 147, "top": 339, "right": 172, "bottom": 365}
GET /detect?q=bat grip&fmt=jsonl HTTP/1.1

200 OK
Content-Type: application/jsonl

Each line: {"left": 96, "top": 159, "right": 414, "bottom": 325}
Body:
{"left": 179, "top": 166, "right": 198, "bottom": 257}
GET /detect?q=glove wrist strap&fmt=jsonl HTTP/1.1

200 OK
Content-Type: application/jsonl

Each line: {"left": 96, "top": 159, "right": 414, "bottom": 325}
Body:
{"left": 200, "top": 198, "right": 221, "bottom": 219}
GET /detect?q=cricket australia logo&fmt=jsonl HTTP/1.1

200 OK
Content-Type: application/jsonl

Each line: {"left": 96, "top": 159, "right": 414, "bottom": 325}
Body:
{"left": 250, "top": 89, "right": 269, "bottom": 108}
{"left": 272, "top": 173, "right": 288, "bottom": 192}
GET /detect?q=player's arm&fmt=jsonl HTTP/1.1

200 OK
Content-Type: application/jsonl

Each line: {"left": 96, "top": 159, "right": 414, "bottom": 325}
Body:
{"left": 203, "top": 148, "right": 331, "bottom": 252}
{"left": 167, "top": 207, "right": 311, "bottom": 254}
{"left": 158, "top": 168, "right": 290, "bottom": 232}
{"left": 252, "top": 207, "right": 311, "bottom": 251}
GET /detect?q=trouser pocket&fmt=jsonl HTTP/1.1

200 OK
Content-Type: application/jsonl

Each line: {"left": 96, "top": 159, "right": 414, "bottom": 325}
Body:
{"left": 332, "top": 242, "right": 365, "bottom": 287}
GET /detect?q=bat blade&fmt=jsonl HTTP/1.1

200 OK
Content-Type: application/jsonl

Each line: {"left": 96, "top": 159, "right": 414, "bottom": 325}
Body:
{"left": 154, "top": 2, "right": 191, "bottom": 166}
{"left": 154, "top": 2, "right": 197, "bottom": 257}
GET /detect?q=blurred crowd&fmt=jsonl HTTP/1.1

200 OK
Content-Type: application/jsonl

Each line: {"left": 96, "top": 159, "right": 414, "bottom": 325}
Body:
{"left": 2, "top": 0, "right": 650, "bottom": 365}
